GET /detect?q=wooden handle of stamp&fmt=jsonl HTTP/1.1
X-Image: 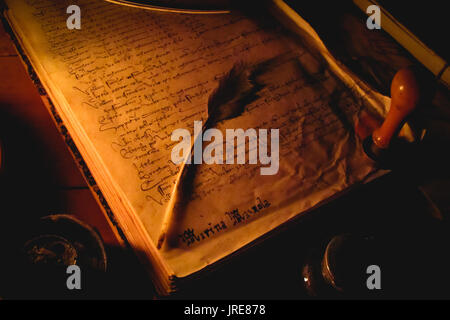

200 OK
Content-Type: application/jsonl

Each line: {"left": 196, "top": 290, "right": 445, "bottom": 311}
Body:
{"left": 372, "top": 68, "right": 421, "bottom": 149}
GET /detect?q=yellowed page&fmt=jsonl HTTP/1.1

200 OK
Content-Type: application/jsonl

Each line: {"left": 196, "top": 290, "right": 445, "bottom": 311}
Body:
{"left": 5, "top": 0, "right": 384, "bottom": 277}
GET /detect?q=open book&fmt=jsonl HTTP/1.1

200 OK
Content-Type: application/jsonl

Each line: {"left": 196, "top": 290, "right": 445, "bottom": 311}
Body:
{"left": 3, "top": 0, "right": 391, "bottom": 294}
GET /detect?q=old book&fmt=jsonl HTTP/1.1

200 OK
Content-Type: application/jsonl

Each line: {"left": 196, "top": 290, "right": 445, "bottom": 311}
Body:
{"left": 3, "top": 0, "right": 391, "bottom": 295}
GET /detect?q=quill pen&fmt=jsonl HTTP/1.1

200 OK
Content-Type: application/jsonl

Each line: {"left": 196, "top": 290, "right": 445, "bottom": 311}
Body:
{"left": 157, "top": 59, "right": 278, "bottom": 249}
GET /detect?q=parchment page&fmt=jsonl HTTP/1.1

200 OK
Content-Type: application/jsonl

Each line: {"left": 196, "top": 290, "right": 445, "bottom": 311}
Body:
{"left": 6, "top": 0, "right": 380, "bottom": 276}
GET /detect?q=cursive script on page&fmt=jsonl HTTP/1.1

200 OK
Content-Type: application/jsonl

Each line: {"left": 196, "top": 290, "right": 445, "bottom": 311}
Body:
{"left": 6, "top": 0, "right": 379, "bottom": 276}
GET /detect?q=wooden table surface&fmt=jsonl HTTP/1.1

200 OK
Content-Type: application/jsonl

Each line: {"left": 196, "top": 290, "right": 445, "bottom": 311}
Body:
{"left": 0, "top": 22, "right": 119, "bottom": 247}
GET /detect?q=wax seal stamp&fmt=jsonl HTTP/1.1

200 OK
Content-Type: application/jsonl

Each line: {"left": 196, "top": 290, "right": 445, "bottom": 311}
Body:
{"left": 363, "top": 67, "right": 426, "bottom": 166}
